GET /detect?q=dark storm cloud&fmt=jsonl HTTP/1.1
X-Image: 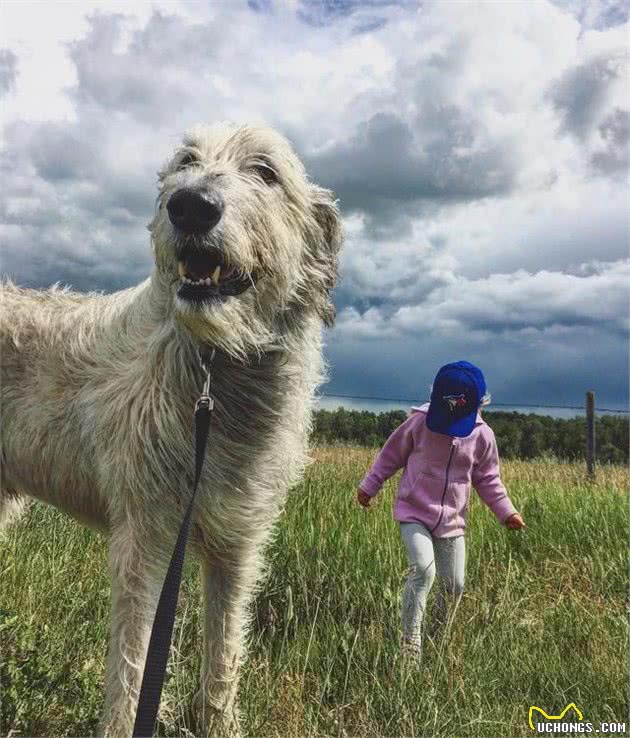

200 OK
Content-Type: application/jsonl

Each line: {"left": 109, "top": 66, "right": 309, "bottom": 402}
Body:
{"left": 550, "top": 0, "right": 628, "bottom": 29}
{"left": 3, "top": 117, "right": 157, "bottom": 215}
{"left": 296, "top": 0, "right": 414, "bottom": 27}
{"left": 67, "top": 12, "right": 223, "bottom": 124}
{"left": 306, "top": 111, "right": 517, "bottom": 220}
{"left": 550, "top": 53, "right": 623, "bottom": 138}
{"left": 0, "top": 113, "right": 158, "bottom": 291}
{"left": 325, "top": 323, "right": 629, "bottom": 411}
{"left": 247, "top": 0, "right": 273, "bottom": 12}
{"left": 0, "top": 49, "right": 18, "bottom": 97}
{"left": 0, "top": 216, "right": 151, "bottom": 293}
{"left": 595, "top": 1, "right": 629, "bottom": 25}
{"left": 10, "top": 121, "right": 97, "bottom": 182}
{"left": 331, "top": 261, "right": 629, "bottom": 354}
{"left": 590, "top": 107, "right": 629, "bottom": 176}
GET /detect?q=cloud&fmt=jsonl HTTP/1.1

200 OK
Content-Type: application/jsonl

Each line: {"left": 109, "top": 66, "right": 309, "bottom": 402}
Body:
{"left": 550, "top": 0, "right": 628, "bottom": 29}
{"left": 590, "top": 107, "right": 629, "bottom": 175}
{"left": 306, "top": 108, "right": 518, "bottom": 219}
{"left": 325, "top": 321, "right": 628, "bottom": 409}
{"left": 0, "top": 49, "right": 17, "bottom": 97}
{"left": 546, "top": 23, "right": 628, "bottom": 182}
{"left": 296, "top": 0, "right": 413, "bottom": 28}
{"left": 0, "top": 0, "right": 627, "bottom": 409}
{"left": 332, "top": 260, "right": 629, "bottom": 341}
{"left": 550, "top": 52, "right": 625, "bottom": 138}
{"left": 66, "top": 12, "right": 229, "bottom": 125}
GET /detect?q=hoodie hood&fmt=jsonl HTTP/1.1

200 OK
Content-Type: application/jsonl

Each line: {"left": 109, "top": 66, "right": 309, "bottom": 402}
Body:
{"left": 410, "top": 402, "right": 485, "bottom": 425}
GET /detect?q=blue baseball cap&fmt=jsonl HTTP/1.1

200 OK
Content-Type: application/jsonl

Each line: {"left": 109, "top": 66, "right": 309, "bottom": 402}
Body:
{"left": 426, "top": 361, "right": 486, "bottom": 437}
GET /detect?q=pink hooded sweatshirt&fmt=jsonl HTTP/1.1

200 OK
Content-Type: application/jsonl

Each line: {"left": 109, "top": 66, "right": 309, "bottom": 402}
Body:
{"left": 359, "top": 402, "right": 517, "bottom": 538}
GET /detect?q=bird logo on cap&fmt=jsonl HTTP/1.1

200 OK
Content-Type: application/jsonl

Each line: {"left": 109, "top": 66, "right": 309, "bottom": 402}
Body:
{"left": 443, "top": 393, "right": 467, "bottom": 411}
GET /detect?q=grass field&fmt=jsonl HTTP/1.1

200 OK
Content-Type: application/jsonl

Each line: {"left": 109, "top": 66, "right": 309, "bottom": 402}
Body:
{"left": 1, "top": 448, "right": 628, "bottom": 738}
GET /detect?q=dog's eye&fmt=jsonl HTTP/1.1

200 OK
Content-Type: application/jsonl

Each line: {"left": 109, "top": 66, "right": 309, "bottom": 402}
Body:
{"left": 252, "top": 163, "right": 279, "bottom": 186}
{"left": 178, "top": 153, "right": 198, "bottom": 170}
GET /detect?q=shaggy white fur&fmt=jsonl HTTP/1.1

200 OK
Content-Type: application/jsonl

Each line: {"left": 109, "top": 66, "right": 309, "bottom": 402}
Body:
{"left": 0, "top": 123, "right": 343, "bottom": 737}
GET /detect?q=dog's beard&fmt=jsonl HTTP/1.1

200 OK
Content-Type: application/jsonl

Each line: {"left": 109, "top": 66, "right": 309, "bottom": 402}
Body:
{"left": 174, "top": 286, "right": 279, "bottom": 360}
{"left": 152, "top": 224, "right": 299, "bottom": 359}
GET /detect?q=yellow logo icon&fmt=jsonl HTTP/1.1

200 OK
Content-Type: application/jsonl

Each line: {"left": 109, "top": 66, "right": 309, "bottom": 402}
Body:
{"left": 528, "top": 703, "right": 584, "bottom": 730}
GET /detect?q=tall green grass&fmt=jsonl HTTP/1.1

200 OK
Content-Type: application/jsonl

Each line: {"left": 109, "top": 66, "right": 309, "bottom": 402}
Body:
{"left": 1, "top": 449, "right": 628, "bottom": 737}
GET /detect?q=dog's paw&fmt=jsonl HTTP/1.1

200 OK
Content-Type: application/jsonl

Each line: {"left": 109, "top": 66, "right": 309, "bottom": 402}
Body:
{"left": 190, "top": 693, "right": 242, "bottom": 738}
{"left": 203, "top": 707, "right": 241, "bottom": 738}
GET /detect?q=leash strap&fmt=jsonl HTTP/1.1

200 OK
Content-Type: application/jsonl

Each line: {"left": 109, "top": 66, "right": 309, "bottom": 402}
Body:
{"left": 133, "top": 351, "right": 215, "bottom": 737}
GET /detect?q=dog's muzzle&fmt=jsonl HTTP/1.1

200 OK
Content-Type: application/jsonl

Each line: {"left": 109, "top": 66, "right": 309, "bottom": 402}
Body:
{"left": 167, "top": 190, "right": 260, "bottom": 304}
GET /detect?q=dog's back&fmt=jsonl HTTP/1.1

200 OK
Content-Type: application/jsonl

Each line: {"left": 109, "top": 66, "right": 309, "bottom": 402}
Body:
{"left": 1, "top": 281, "right": 112, "bottom": 530}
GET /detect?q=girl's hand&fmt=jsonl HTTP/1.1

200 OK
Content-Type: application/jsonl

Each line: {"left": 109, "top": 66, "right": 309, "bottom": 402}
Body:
{"left": 505, "top": 513, "right": 525, "bottom": 529}
{"left": 357, "top": 489, "right": 372, "bottom": 508}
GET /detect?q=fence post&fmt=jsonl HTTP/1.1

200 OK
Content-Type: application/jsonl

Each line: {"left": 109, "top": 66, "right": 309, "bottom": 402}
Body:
{"left": 586, "top": 390, "right": 595, "bottom": 480}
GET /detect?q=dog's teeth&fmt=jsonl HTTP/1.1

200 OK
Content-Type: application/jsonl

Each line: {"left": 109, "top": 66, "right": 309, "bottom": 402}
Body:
{"left": 211, "top": 266, "right": 221, "bottom": 286}
{"left": 178, "top": 262, "right": 186, "bottom": 278}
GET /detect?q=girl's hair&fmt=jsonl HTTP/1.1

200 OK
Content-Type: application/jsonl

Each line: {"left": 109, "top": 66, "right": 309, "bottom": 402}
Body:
{"left": 428, "top": 385, "right": 492, "bottom": 407}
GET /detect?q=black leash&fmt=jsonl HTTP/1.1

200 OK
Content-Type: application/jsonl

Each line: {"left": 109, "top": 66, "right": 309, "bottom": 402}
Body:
{"left": 132, "top": 347, "right": 216, "bottom": 737}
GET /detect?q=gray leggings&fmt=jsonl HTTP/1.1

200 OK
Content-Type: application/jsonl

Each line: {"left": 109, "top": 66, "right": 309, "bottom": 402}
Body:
{"left": 400, "top": 521, "right": 466, "bottom": 652}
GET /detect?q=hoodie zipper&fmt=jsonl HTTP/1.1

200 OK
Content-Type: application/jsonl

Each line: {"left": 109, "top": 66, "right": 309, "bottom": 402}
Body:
{"left": 429, "top": 442, "right": 455, "bottom": 534}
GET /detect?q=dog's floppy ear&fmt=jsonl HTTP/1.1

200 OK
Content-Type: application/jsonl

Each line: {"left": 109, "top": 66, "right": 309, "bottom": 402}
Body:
{"left": 308, "top": 186, "right": 343, "bottom": 327}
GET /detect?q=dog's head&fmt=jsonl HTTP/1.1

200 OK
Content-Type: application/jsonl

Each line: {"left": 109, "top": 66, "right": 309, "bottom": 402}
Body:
{"left": 148, "top": 123, "right": 342, "bottom": 357}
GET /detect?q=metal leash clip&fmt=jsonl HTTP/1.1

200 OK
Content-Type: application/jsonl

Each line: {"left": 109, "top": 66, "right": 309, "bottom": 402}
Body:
{"left": 196, "top": 346, "right": 216, "bottom": 413}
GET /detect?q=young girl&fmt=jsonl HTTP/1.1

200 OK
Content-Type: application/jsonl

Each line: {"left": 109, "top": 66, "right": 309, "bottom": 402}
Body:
{"left": 356, "top": 360, "right": 525, "bottom": 661}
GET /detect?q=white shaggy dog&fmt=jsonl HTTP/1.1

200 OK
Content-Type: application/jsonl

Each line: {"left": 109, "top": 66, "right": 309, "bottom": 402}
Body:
{"left": 0, "top": 123, "right": 342, "bottom": 737}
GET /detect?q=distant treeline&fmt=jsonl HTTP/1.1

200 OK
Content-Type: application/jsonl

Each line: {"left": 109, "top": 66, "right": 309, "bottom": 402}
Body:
{"left": 312, "top": 408, "right": 629, "bottom": 464}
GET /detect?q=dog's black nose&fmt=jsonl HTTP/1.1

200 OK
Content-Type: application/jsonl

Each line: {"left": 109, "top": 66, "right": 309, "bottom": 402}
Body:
{"left": 167, "top": 189, "right": 224, "bottom": 234}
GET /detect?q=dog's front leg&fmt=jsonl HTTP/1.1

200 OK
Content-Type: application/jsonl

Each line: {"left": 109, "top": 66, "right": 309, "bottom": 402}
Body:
{"left": 98, "top": 521, "right": 169, "bottom": 738}
{"left": 194, "top": 551, "right": 261, "bottom": 738}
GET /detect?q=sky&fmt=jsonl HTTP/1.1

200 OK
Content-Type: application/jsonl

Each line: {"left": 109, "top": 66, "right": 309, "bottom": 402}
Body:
{"left": 1, "top": 0, "right": 628, "bottom": 417}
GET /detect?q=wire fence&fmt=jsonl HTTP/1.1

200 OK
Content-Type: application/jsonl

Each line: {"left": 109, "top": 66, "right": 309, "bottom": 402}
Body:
{"left": 316, "top": 392, "right": 630, "bottom": 414}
